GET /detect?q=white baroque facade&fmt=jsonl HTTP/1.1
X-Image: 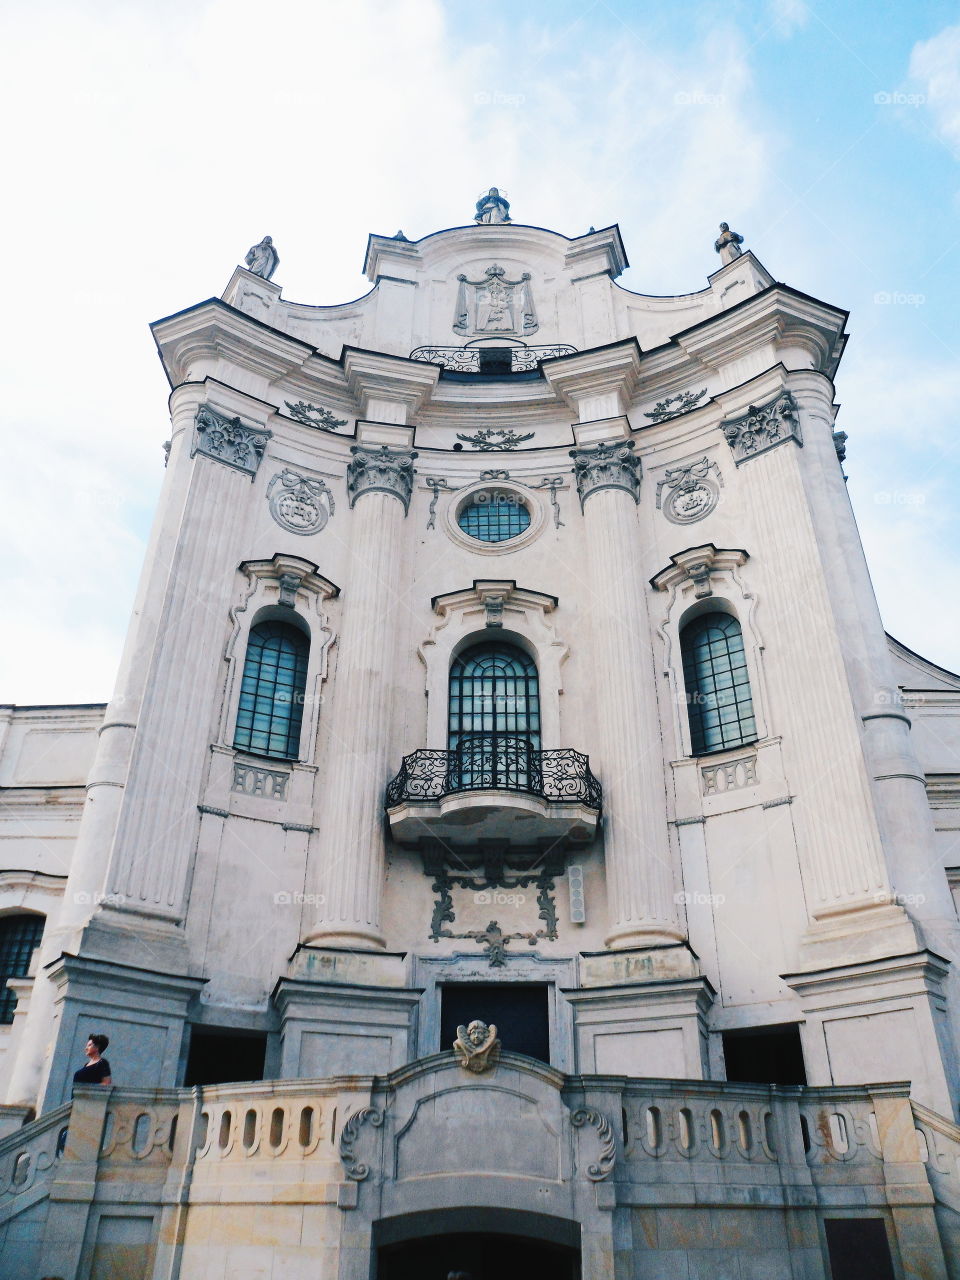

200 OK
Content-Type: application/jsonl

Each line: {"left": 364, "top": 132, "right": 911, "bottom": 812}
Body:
{"left": 2, "top": 204, "right": 960, "bottom": 1278}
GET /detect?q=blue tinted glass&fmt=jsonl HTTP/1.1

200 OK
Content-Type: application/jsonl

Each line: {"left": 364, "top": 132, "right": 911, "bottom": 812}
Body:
{"left": 681, "top": 613, "right": 756, "bottom": 755}
{"left": 234, "top": 622, "right": 309, "bottom": 759}
{"left": 458, "top": 491, "right": 531, "bottom": 542}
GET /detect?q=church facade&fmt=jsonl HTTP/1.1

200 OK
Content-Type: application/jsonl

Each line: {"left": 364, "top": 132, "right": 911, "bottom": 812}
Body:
{"left": 2, "top": 196, "right": 960, "bottom": 1278}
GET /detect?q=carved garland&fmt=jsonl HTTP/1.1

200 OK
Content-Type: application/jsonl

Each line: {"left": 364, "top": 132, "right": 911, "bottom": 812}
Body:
{"left": 571, "top": 1107, "right": 617, "bottom": 1181}
{"left": 429, "top": 867, "right": 559, "bottom": 966}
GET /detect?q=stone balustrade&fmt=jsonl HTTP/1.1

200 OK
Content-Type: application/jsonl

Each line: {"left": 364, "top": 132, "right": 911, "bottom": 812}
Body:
{"left": 0, "top": 1073, "right": 952, "bottom": 1278}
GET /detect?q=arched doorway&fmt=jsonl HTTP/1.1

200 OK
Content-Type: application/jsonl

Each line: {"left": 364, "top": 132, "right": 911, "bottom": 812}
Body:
{"left": 374, "top": 1209, "right": 580, "bottom": 1280}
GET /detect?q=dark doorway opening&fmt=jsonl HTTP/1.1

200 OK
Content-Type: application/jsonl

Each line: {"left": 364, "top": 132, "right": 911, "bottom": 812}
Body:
{"left": 824, "top": 1218, "right": 896, "bottom": 1280}
{"left": 478, "top": 347, "right": 513, "bottom": 376}
{"left": 378, "top": 1231, "right": 579, "bottom": 1280}
{"left": 722, "top": 1023, "right": 807, "bottom": 1086}
{"left": 183, "top": 1027, "right": 267, "bottom": 1086}
{"left": 440, "top": 983, "right": 550, "bottom": 1064}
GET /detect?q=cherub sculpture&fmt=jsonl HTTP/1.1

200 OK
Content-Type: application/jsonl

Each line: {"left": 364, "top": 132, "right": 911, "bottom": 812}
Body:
{"left": 453, "top": 1019, "right": 501, "bottom": 1073}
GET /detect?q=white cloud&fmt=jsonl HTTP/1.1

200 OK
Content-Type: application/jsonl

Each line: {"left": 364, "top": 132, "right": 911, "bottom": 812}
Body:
{"left": 766, "top": 0, "right": 810, "bottom": 39}
{"left": 840, "top": 354, "right": 960, "bottom": 672}
{"left": 0, "top": 0, "right": 771, "bottom": 702}
{"left": 909, "top": 23, "right": 960, "bottom": 154}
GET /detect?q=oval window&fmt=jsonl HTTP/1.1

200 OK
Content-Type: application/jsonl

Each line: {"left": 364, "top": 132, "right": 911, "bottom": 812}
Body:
{"left": 457, "top": 490, "right": 531, "bottom": 543}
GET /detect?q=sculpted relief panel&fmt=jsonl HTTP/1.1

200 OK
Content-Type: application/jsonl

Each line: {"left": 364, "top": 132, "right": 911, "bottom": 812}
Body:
{"left": 394, "top": 1086, "right": 562, "bottom": 1181}
{"left": 453, "top": 264, "right": 538, "bottom": 337}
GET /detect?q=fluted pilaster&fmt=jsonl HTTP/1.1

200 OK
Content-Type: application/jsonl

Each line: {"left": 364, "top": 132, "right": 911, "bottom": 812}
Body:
{"left": 305, "top": 446, "right": 416, "bottom": 947}
{"left": 573, "top": 449, "right": 684, "bottom": 948}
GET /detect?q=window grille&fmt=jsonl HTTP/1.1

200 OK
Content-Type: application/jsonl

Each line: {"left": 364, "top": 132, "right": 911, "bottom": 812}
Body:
{"left": 457, "top": 491, "right": 531, "bottom": 542}
{"left": 449, "top": 643, "right": 540, "bottom": 789}
{"left": 0, "top": 914, "right": 44, "bottom": 1024}
{"left": 234, "top": 621, "right": 309, "bottom": 759}
{"left": 680, "top": 612, "right": 756, "bottom": 754}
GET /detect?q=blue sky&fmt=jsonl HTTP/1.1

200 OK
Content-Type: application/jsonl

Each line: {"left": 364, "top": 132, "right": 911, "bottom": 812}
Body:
{"left": 1, "top": 0, "right": 959, "bottom": 702}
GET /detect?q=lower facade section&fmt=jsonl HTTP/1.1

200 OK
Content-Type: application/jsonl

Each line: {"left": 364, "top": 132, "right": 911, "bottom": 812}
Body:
{"left": 0, "top": 1060, "right": 958, "bottom": 1279}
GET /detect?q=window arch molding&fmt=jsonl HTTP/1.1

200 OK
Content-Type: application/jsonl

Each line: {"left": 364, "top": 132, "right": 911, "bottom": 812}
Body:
{"left": 651, "top": 544, "right": 769, "bottom": 758}
{"left": 219, "top": 554, "right": 339, "bottom": 764}
{"left": 419, "top": 582, "right": 567, "bottom": 749}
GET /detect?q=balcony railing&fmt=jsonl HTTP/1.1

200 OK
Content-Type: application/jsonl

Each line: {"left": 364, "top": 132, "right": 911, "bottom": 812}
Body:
{"left": 386, "top": 732, "right": 602, "bottom": 809}
{"left": 409, "top": 345, "right": 577, "bottom": 374}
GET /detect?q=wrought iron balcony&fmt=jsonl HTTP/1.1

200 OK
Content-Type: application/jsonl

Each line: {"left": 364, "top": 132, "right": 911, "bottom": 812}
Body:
{"left": 386, "top": 732, "right": 601, "bottom": 851}
{"left": 409, "top": 345, "right": 577, "bottom": 375}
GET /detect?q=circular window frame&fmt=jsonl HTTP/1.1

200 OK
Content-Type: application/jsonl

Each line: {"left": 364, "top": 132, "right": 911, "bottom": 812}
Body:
{"left": 443, "top": 480, "right": 546, "bottom": 554}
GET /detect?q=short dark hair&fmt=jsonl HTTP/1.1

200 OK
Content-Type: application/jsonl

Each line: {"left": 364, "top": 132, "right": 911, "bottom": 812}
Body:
{"left": 88, "top": 1033, "right": 109, "bottom": 1053}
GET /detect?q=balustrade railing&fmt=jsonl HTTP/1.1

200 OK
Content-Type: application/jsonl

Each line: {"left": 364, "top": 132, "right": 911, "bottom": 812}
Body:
{"left": 409, "top": 345, "right": 577, "bottom": 374}
{"left": 385, "top": 732, "right": 602, "bottom": 808}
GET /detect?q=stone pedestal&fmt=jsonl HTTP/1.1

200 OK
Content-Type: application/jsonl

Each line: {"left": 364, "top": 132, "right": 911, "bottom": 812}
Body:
{"left": 274, "top": 975, "right": 421, "bottom": 1079}
{"left": 566, "top": 946, "right": 713, "bottom": 1078}
{"left": 784, "top": 950, "right": 958, "bottom": 1117}
{"left": 40, "top": 954, "right": 205, "bottom": 1109}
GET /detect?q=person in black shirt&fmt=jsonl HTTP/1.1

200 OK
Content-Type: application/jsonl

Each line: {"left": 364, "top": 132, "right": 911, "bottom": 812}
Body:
{"left": 73, "top": 1033, "right": 112, "bottom": 1086}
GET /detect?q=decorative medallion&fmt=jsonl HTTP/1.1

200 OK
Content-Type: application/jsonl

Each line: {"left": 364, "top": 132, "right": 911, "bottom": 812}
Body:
{"left": 429, "top": 867, "right": 558, "bottom": 966}
{"left": 284, "top": 400, "right": 348, "bottom": 432}
{"left": 644, "top": 389, "right": 708, "bottom": 423}
{"left": 456, "top": 427, "right": 535, "bottom": 451}
{"left": 721, "top": 390, "right": 802, "bottom": 464}
{"left": 454, "top": 264, "right": 537, "bottom": 337}
{"left": 453, "top": 1020, "right": 501, "bottom": 1073}
{"left": 655, "top": 457, "right": 722, "bottom": 524}
{"left": 570, "top": 439, "right": 642, "bottom": 506}
{"left": 266, "top": 469, "right": 335, "bottom": 535}
{"left": 192, "top": 406, "right": 271, "bottom": 479}
{"left": 347, "top": 443, "right": 418, "bottom": 512}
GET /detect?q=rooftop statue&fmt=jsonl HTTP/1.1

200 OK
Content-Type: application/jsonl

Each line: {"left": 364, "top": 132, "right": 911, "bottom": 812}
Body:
{"left": 715, "top": 221, "right": 744, "bottom": 265}
{"left": 245, "top": 235, "right": 279, "bottom": 281}
{"left": 475, "top": 186, "right": 511, "bottom": 224}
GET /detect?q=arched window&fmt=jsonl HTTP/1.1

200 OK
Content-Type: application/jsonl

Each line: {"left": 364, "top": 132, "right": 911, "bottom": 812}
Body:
{"left": 0, "top": 914, "right": 44, "bottom": 1024}
{"left": 234, "top": 621, "right": 309, "bottom": 759}
{"left": 449, "top": 643, "right": 540, "bottom": 790}
{"left": 680, "top": 612, "right": 757, "bottom": 755}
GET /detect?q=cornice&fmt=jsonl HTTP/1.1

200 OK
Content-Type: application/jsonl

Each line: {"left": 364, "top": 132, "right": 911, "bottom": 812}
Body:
{"left": 542, "top": 339, "right": 643, "bottom": 409}
{"left": 651, "top": 544, "right": 749, "bottom": 595}
{"left": 674, "top": 286, "right": 847, "bottom": 378}
{"left": 343, "top": 347, "right": 441, "bottom": 416}
{"left": 431, "top": 580, "right": 559, "bottom": 620}
{"left": 151, "top": 298, "right": 320, "bottom": 389}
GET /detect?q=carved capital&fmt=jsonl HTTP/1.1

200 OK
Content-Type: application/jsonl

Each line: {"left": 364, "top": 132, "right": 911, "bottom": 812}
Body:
{"left": 192, "top": 405, "right": 271, "bottom": 478}
{"left": 569, "top": 439, "right": 642, "bottom": 507}
{"left": 721, "top": 390, "right": 802, "bottom": 464}
{"left": 347, "top": 443, "right": 418, "bottom": 513}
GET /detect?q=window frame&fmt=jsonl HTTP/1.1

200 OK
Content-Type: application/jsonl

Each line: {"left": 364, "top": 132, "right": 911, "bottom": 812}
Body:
{"left": 233, "top": 619, "right": 310, "bottom": 761}
{"left": 680, "top": 611, "right": 758, "bottom": 756}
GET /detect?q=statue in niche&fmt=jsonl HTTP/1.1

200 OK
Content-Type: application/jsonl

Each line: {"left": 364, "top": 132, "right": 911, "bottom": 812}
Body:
{"left": 245, "top": 235, "right": 279, "bottom": 280}
{"left": 454, "top": 1019, "right": 501, "bottom": 1073}
{"left": 474, "top": 186, "right": 511, "bottom": 224}
{"left": 714, "top": 222, "right": 744, "bottom": 265}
